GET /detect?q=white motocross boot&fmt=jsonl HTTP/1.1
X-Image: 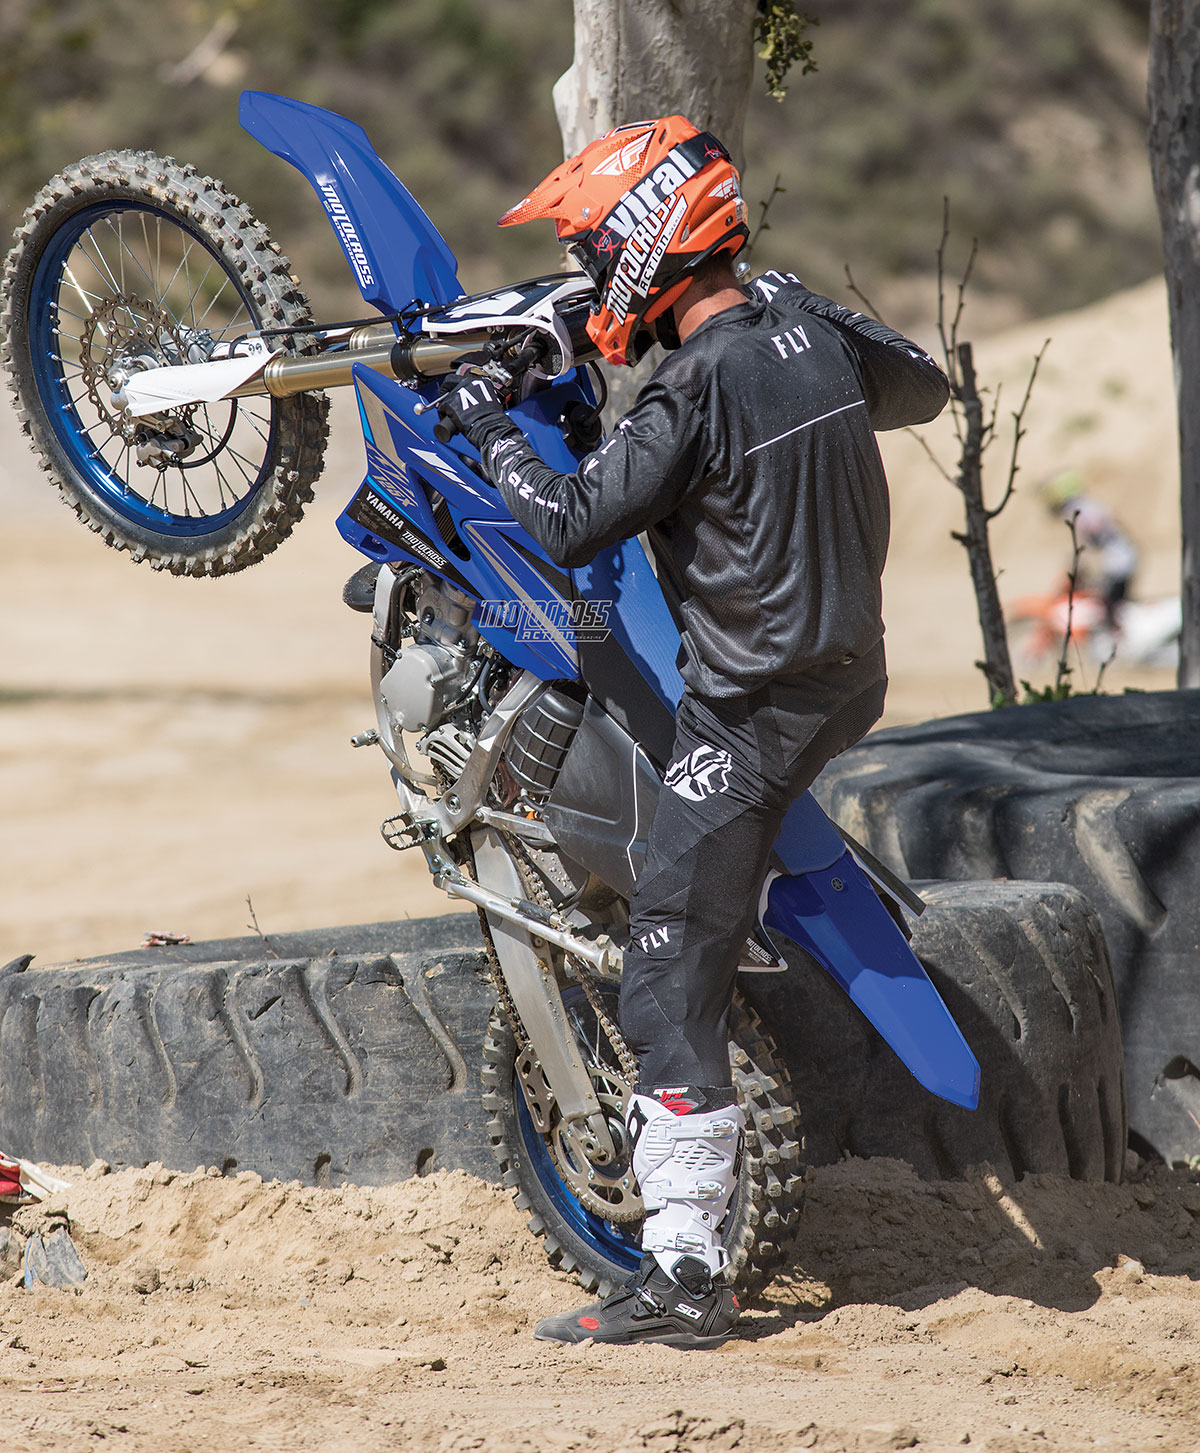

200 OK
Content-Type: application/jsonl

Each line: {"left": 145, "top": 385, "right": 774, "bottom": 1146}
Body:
{"left": 626, "top": 1091, "right": 745, "bottom": 1281}
{"left": 533, "top": 1092, "right": 744, "bottom": 1347}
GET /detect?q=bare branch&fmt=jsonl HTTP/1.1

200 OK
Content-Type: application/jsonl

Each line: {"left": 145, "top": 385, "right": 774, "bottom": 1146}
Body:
{"left": 245, "top": 893, "right": 280, "bottom": 959}
{"left": 935, "top": 199, "right": 954, "bottom": 382}
{"left": 986, "top": 337, "right": 1051, "bottom": 522}
{"left": 952, "top": 238, "right": 979, "bottom": 360}
{"left": 747, "top": 173, "right": 785, "bottom": 259}
{"left": 1054, "top": 510, "right": 1085, "bottom": 694}
{"left": 981, "top": 380, "right": 1002, "bottom": 455}
{"left": 1093, "top": 643, "right": 1115, "bottom": 695}
{"left": 843, "top": 263, "right": 888, "bottom": 325}
{"left": 936, "top": 197, "right": 977, "bottom": 379}
{"left": 904, "top": 425, "right": 956, "bottom": 485}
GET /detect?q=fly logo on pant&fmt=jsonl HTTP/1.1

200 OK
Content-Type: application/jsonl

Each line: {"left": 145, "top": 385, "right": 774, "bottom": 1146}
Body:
{"left": 665, "top": 745, "right": 733, "bottom": 802}
{"left": 636, "top": 926, "right": 671, "bottom": 953}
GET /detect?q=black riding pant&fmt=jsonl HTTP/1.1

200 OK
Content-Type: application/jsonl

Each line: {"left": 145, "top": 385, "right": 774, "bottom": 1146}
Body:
{"left": 619, "top": 646, "right": 887, "bottom": 1093}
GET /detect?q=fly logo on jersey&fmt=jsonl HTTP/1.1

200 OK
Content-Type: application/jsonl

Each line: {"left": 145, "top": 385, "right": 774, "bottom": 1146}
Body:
{"left": 752, "top": 269, "right": 803, "bottom": 301}
{"left": 771, "top": 325, "right": 811, "bottom": 360}
{"left": 636, "top": 926, "right": 671, "bottom": 954}
{"left": 665, "top": 745, "right": 733, "bottom": 802}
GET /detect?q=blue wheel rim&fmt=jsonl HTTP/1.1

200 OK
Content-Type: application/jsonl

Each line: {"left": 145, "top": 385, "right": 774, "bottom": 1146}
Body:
{"left": 28, "top": 200, "right": 277, "bottom": 537}
{"left": 515, "top": 983, "right": 642, "bottom": 1278}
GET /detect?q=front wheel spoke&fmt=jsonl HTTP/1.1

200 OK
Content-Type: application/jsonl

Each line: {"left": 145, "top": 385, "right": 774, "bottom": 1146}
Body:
{"left": 194, "top": 274, "right": 239, "bottom": 330}
{"left": 210, "top": 455, "right": 237, "bottom": 507}
{"left": 59, "top": 268, "right": 106, "bottom": 314}
{"left": 108, "top": 213, "right": 163, "bottom": 305}
{"left": 80, "top": 229, "right": 125, "bottom": 305}
{"left": 85, "top": 426, "right": 121, "bottom": 460}
{"left": 113, "top": 214, "right": 127, "bottom": 293}
{"left": 197, "top": 405, "right": 236, "bottom": 504}
{"left": 53, "top": 301, "right": 93, "bottom": 328}
{"left": 140, "top": 212, "right": 157, "bottom": 300}
{"left": 180, "top": 472, "right": 206, "bottom": 516}
{"left": 238, "top": 409, "right": 273, "bottom": 448}
{"left": 184, "top": 252, "right": 220, "bottom": 324}
{"left": 220, "top": 441, "right": 261, "bottom": 484}
{"left": 158, "top": 244, "right": 194, "bottom": 329}
{"left": 179, "top": 236, "right": 198, "bottom": 328}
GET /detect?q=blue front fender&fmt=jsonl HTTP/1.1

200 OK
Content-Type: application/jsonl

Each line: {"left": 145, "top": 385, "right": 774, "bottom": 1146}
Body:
{"left": 239, "top": 90, "right": 461, "bottom": 312}
{"left": 763, "top": 797, "right": 981, "bottom": 1111}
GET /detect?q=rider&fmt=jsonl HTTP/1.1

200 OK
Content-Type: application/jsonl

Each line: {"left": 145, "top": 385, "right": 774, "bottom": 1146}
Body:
{"left": 1042, "top": 471, "right": 1138, "bottom": 627}
{"left": 435, "top": 116, "right": 950, "bottom": 1347}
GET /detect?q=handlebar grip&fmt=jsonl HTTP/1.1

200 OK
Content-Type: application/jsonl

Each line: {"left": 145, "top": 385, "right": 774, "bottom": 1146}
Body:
{"left": 432, "top": 416, "right": 456, "bottom": 445}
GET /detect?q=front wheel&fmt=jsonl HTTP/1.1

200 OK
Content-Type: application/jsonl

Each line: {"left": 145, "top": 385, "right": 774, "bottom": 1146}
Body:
{"left": 1, "top": 150, "right": 328, "bottom": 576}
{"left": 482, "top": 980, "right": 805, "bottom": 1299}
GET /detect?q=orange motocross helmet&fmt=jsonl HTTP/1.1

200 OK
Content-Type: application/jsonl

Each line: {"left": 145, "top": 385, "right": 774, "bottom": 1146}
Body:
{"left": 499, "top": 116, "right": 749, "bottom": 366}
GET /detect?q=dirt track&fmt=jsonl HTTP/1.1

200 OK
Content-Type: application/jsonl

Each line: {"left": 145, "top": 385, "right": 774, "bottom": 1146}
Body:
{"left": 3, "top": 1156, "right": 1198, "bottom": 1452}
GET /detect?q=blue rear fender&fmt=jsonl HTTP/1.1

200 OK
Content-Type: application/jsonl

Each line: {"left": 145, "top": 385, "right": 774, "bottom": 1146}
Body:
{"left": 762, "top": 793, "right": 981, "bottom": 1111}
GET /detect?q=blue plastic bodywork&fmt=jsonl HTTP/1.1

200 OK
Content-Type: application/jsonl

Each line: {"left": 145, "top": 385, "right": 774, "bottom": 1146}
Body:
{"left": 764, "top": 861, "right": 980, "bottom": 1108}
{"left": 251, "top": 89, "right": 980, "bottom": 1113}
{"left": 239, "top": 91, "right": 460, "bottom": 314}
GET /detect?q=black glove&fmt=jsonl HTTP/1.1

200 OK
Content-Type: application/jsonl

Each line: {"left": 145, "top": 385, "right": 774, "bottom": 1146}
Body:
{"left": 433, "top": 373, "right": 509, "bottom": 446}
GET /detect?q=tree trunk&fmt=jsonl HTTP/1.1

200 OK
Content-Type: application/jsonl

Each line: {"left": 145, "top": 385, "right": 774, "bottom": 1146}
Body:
{"left": 1149, "top": 0, "right": 1200, "bottom": 687}
{"left": 953, "top": 343, "right": 1018, "bottom": 707}
{"left": 555, "top": 0, "right": 759, "bottom": 174}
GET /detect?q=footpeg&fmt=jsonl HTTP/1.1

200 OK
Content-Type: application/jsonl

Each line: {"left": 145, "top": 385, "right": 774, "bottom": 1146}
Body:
{"left": 381, "top": 815, "right": 437, "bottom": 851}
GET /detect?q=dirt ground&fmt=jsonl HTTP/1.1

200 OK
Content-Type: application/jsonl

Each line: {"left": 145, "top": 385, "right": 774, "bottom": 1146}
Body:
{"left": 0, "top": 278, "right": 1192, "bottom": 1450}
{"left": 2, "top": 1155, "right": 1199, "bottom": 1452}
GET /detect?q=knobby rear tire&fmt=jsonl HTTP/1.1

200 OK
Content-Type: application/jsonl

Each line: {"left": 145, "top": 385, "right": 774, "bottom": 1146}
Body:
{"left": 482, "top": 993, "right": 806, "bottom": 1299}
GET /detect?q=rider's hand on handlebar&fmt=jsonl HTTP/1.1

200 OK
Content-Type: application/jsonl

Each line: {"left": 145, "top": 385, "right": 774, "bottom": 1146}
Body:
{"left": 433, "top": 372, "right": 509, "bottom": 447}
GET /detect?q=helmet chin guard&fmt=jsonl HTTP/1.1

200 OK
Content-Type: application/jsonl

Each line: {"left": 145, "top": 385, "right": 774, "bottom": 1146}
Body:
{"left": 499, "top": 116, "right": 749, "bottom": 366}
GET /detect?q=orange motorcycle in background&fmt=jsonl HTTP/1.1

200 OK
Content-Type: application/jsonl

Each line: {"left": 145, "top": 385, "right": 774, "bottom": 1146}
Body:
{"left": 1006, "top": 581, "right": 1181, "bottom": 672}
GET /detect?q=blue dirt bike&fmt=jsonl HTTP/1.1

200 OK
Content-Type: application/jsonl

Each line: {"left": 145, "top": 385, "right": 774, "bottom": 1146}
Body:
{"left": 0, "top": 91, "right": 980, "bottom": 1296}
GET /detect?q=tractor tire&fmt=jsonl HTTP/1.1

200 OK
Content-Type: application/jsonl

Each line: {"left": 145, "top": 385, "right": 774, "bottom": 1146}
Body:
{"left": 815, "top": 689, "right": 1199, "bottom": 1164}
{"left": 0, "top": 914, "right": 496, "bottom": 1184}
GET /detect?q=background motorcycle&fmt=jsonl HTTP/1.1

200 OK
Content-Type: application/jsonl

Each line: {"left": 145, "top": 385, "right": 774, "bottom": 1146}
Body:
{"left": 1007, "top": 581, "right": 1181, "bottom": 673}
{"left": 0, "top": 91, "right": 985, "bottom": 1297}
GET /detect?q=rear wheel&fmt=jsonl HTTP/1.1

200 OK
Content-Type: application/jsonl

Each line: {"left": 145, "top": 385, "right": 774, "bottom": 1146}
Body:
{"left": 1, "top": 150, "right": 328, "bottom": 575}
{"left": 482, "top": 981, "right": 805, "bottom": 1298}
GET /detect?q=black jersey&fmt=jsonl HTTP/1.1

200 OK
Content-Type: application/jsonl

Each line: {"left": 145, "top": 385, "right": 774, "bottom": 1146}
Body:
{"left": 474, "top": 271, "right": 950, "bottom": 698}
